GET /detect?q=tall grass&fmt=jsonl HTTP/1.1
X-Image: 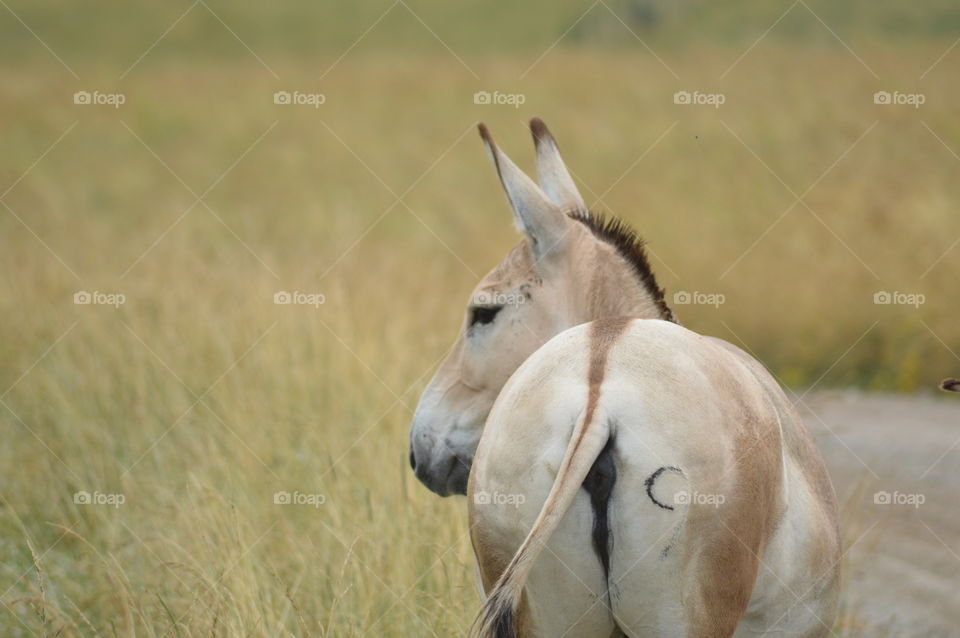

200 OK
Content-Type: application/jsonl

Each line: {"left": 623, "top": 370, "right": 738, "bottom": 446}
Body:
{"left": 1, "top": 11, "right": 958, "bottom": 634}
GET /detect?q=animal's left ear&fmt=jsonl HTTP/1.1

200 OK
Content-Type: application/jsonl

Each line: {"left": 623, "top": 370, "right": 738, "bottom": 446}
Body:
{"left": 530, "top": 118, "right": 586, "bottom": 213}
{"left": 478, "top": 122, "right": 574, "bottom": 259}
{"left": 941, "top": 378, "right": 960, "bottom": 392}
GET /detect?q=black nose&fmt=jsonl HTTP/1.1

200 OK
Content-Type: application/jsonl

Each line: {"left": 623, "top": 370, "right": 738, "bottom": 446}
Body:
{"left": 409, "top": 448, "right": 416, "bottom": 471}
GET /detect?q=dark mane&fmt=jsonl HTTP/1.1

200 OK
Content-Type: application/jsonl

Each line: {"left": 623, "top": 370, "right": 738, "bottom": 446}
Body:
{"left": 569, "top": 209, "right": 676, "bottom": 323}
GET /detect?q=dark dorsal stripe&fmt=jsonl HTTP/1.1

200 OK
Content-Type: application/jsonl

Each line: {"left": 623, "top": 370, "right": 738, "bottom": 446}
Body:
{"left": 569, "top": 209, "right": 676, "bottom": 323}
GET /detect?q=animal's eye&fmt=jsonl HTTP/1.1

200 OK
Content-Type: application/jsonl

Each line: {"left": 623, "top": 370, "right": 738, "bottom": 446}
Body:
{"left": 469, "top": 305, "right": 502, "bottom": 327}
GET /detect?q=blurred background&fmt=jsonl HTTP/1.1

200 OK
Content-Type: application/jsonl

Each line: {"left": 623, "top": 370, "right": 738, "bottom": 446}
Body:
{"left": 1, "top": 1, "right": 958, "bottom": 636}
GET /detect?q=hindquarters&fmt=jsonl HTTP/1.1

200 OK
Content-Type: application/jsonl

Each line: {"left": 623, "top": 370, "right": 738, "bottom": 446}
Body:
{"left": 469, "top": 319, "right": 840, "bottom": 638}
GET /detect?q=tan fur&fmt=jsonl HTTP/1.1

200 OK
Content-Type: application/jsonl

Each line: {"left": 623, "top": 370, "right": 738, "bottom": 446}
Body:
{"left": 689, "top": 357, "right": 786, "bottom": 637}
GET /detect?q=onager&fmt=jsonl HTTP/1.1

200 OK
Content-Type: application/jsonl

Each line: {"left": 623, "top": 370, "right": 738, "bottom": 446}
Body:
{"left": 408, "top": 119, "right": 841, "bottom": 637}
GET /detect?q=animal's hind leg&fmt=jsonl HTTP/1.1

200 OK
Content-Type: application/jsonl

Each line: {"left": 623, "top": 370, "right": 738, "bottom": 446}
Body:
{"left": 471, "top": 462, "right": 619, "bottom": 637}
{"left": 516, "top": 487, "right": 619, "bottom": 637}
{"left": 523, "top": 542, "right": 617, "bottom": 636}
{"left": 606, "top": 464, "right": 697, "bottom": 637}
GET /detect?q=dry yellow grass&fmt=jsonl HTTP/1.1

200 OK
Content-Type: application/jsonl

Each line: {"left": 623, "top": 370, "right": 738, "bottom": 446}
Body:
{"left": 1, "top": 35, "right": 957, "bottom": 636}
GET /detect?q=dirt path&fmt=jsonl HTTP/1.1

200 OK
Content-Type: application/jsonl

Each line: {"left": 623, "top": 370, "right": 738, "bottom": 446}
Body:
{"left": 800, "top": 391, "right": 960, "bottom": 637}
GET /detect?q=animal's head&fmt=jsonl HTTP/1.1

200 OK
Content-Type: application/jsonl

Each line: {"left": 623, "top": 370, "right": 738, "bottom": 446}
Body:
{"left": 408, "top": 118, "right": 673, "bottom": 496}
{"left": 942, "top": 379, "right": 959, "bottom": 393}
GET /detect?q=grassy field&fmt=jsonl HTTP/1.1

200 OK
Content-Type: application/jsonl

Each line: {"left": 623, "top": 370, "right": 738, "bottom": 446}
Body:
{"left": 2, "top": 1, "right": 959, "bottom": 635}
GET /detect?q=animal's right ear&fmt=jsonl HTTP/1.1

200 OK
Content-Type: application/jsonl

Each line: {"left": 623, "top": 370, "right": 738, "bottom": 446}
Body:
{"left": 530, "top": 117, "right": 586, "bottom": 213}
{"left": 941, "top": 378, "right": 959, "bottom": 392}
{"left": 478, "top": 123, "right": 572, "bottom": 259}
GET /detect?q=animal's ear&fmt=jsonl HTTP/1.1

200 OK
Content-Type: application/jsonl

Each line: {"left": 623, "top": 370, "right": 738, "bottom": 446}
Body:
{"left": 941, "top": 378, "right": 960, "bottom": 392}
{"left": 478, "top": 122, "right": 572, "bottom": 258}
{"left": 530, "top": 117, "right": 586, "bottom": 213}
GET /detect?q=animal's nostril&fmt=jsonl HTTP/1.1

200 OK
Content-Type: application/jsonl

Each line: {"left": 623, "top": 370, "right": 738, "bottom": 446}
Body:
{"left": 409, "top": 448, "right": 416, "bottom": 471}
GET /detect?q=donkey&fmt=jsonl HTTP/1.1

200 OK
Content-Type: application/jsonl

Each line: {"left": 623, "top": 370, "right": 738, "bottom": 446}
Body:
{"left": 942, "top": 379, "right": 959, "bottom": 392}
{"left": 408, "top": 119, "right": 840, "bottom": 637}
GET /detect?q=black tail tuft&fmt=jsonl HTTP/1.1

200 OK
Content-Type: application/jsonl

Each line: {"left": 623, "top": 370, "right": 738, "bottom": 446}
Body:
{"left": 942, "top": 378, "right": 960, "bottom": 392}
{"left": 491, "top": 605, "right": 515, "bottom": 638}
{"left": 472, "top": 586, "right": 517, "bottom": 638}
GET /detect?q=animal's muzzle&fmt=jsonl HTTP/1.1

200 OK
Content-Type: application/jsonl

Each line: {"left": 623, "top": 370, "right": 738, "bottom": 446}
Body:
{"left": 409, "top": 443, "right": 471, "bottom": 497}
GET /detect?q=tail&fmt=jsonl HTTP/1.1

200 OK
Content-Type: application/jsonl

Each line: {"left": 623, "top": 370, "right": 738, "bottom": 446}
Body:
{"left": 942, "top": 378, "right": 960, "bottom": 392}
{"left": 471, "top": 406, "right": 612, "bottom": 638}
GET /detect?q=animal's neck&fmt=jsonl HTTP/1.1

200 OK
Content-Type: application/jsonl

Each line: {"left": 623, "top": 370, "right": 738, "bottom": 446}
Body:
{"left": 575, "top": 242, "right": 674, "bottom": 325}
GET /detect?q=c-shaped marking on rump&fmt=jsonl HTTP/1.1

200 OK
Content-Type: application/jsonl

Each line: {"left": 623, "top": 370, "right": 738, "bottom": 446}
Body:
{"left": 644, "top": 465, "right": 684, "bottom": 511}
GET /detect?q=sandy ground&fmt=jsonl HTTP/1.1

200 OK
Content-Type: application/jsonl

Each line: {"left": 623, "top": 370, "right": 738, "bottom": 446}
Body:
{"left": 799, "top": 391, "right": 960, "bottom": 637}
